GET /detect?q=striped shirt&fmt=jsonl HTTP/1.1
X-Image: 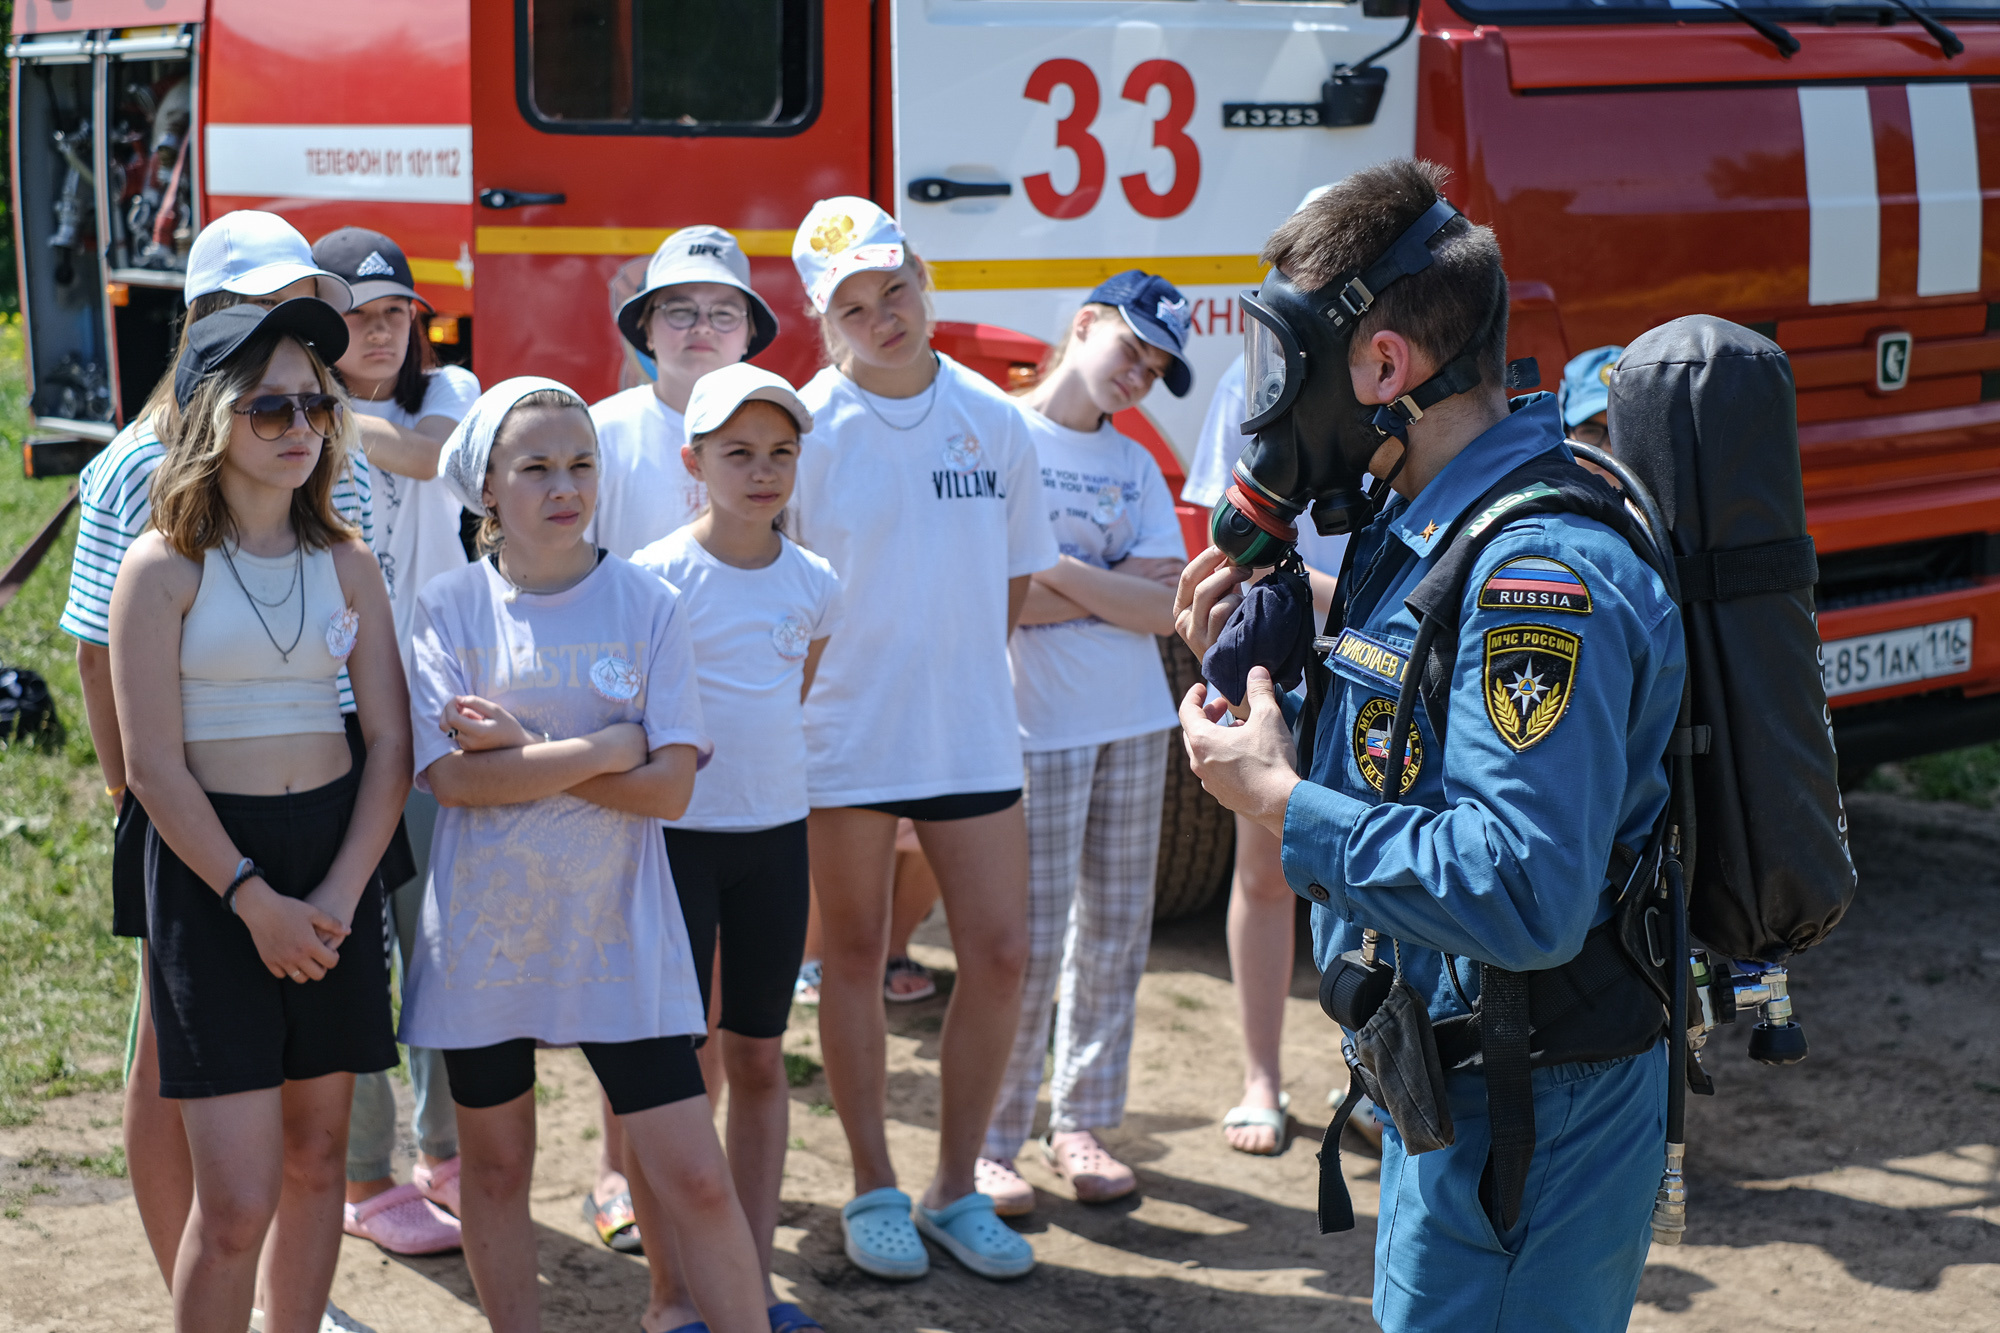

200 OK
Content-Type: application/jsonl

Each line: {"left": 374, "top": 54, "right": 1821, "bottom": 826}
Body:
{"left": 61, "top": 416, "right": 376, "bottom": 713}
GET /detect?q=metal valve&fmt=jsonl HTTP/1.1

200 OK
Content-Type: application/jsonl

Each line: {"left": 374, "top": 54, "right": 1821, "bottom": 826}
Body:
{"left": 1686, "top": 952, "right": 1810, "bottom": 1068}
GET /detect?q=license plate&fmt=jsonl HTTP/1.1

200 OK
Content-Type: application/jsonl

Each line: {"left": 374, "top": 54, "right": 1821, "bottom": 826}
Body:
{"left": 1820, "top": 618, "right": 1973, "bottom": 698}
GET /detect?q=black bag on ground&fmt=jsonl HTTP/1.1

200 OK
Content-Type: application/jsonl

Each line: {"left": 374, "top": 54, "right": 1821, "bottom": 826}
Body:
{"left": 1610, "top": 317, "right": 1856, "bottom": 962}
{"left": 0, "top": 665, "right": 62, "bottom": 752}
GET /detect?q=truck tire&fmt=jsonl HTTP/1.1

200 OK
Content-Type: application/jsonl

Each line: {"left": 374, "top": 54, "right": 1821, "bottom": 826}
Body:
{"left": 1153, "top": 635, "right": 1236, "bottom": 920}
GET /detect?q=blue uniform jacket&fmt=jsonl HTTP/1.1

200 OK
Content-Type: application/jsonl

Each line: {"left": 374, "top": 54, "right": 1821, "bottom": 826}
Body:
{"left": 1282, "top": 393, "right": 1686, "bottom": 1023}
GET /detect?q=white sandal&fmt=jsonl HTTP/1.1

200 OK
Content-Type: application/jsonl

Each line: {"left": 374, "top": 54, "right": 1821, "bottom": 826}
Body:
{"left": 1220, "top": 1091, "right": 1291, "bottom": 1156}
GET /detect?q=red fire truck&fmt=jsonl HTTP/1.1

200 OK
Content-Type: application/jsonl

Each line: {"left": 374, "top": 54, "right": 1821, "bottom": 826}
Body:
{"left": 12, "top": 0, "right": 2000, "bottom": 911}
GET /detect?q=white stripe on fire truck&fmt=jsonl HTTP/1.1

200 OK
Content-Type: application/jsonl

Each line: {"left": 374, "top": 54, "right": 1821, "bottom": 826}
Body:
{"left": 1799, "top": 86, "right": 1881, "bottom": 307}
{"left": 1908, "top": 83, "right": 1983, "bottom": 298}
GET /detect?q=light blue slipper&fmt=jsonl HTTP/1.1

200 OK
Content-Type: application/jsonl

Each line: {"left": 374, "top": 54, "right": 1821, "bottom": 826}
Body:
{"left": 840, "top": 1187, "right": 928, "bottom": 1280}
{"left": 913, "top": 1191, "right": 1035, "bottom": 1280}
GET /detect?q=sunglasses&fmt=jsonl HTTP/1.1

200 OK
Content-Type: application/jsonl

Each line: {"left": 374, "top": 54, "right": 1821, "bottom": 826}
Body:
{"left": 233, "top": 393, "right": 344, "bottom": 441}
{"left": 655, "top": 303, "right": 747, "bottom": 333}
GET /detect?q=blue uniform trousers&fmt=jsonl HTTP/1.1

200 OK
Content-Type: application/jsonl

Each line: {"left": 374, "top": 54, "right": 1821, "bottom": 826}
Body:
{"left": 1373, "top": 1042, "right": 1666, "bottom": 1332}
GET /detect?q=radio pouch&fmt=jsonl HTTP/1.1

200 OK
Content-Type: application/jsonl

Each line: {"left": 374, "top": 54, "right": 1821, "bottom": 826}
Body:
{"left": 1316, "top": 967, "right": 1455, "bottom": 1234}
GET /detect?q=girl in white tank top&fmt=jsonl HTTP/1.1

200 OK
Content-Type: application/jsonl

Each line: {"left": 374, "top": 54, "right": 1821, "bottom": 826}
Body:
{"left": 107, "top": 304, "right": 412, "bottom": 1333}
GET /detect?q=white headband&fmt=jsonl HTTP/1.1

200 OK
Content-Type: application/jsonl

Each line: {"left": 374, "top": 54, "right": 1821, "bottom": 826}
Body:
{"left": 438, "top": 375, "right": 586, "bottom": 514}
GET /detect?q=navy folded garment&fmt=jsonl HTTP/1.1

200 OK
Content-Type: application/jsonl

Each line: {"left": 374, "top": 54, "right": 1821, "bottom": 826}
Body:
{"left": 1201, "top": 565, "right": 1314, "bottom": 705}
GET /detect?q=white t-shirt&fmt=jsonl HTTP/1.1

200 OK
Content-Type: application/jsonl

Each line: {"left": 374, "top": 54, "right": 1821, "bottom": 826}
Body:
{"left": 398, "top": 554, "right": 713, "bottom": 1050}
{"left": 1183, "top": 352, "right": 1348, "bottom": 576}
{"left": 587, "top": 385, "right": 701, "bottom": 559}
{"left": 352, "top": 365, "right": 480, "bottom": 669}
{"left": 632, "top": 528, "right": 844, "bottom": 831}
{"left": 794, "top": 355, "right": 1060, "bottom": 806}
{"left": 1010, "top": 412, "right": 1185, "bottom": 752}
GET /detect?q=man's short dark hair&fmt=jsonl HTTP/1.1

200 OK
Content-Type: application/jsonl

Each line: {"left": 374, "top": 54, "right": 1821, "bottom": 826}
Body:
{"left": 1261, "top": 159, "right": 1508, "bottom": 384}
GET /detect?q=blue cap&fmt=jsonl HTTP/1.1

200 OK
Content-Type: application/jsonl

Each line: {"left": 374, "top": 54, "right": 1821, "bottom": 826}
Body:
{"left": 1560, "top": 345, "right": 1623, "bottom": 428}
{"left": 1085, "top": 270, "right": 1194, "bottom": 398}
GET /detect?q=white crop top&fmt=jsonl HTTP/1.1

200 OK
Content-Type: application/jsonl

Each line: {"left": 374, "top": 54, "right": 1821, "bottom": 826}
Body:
{"left": 180, "top": 542, "right": 352, "bottom": 743}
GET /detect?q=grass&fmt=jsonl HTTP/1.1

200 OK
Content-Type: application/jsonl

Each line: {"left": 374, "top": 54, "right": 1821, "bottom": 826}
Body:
{"left": 1866, "top": 743, "right": 2000, "bottom": 808}
{"left": 0, "top": 317, "right": 128, "bottom": 1127}
{"left": 782, "top": 1051, "right": 821, "bottom": 1088}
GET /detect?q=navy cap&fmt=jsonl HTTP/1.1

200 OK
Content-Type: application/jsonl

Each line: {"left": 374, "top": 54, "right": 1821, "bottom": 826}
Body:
{"left": 312, "top": 226, "right": 429, "bottom": 312}
{"left": 1560, "top": 345, "right": 1623, "bottom": 429}
{"left": 1086, "top": 270, "right": 1194, "bottom": 398}
{"left": 175, "top": 299, "right": 350, "bottom": 409}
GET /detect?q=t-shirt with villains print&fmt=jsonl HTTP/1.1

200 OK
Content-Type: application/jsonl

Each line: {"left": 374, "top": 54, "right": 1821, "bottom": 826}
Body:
{"left": 793, "top": 354, "right": 1058, "bottom": 806}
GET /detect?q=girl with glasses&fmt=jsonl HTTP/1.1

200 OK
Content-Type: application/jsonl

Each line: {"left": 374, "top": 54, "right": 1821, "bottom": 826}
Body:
{"left": 107, "top": 299, "right": 409, "bottom": 1333}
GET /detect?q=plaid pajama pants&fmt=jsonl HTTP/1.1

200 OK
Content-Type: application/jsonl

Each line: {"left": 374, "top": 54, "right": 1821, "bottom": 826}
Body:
{"left": 983, "top": 729, "right": 1168, "bottom": 1161}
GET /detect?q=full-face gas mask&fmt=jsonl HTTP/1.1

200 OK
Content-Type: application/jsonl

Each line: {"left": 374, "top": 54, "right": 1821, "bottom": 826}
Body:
{"left": 1211, "top": 196, "right": 1502, "bottom": 566}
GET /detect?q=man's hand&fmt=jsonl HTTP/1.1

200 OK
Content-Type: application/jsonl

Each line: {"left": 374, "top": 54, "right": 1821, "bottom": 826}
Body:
{"left": 1174, "top": 546, "right": 1255, "bottom": 661}
{"left": 1178, "top": 665, "right": 1300, "bottom": 840}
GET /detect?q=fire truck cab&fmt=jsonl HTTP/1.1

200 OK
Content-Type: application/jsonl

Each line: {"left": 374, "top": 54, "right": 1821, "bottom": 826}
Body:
{"left": 13, "top": 0, "right": 2000, "bottom": 910}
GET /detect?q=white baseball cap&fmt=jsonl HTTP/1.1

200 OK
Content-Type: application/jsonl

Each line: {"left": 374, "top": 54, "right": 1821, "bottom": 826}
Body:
{"left": 685, "top": 363, "right": 813, "bottom": 439}
{"left": 185, "top": 211, "right": 352, "bottom": 311}
{"left": 615, "top": 226, "right": 779, "bottom": 358}
{"left": 791, "top": 197, "right": 906, "bottom": 314}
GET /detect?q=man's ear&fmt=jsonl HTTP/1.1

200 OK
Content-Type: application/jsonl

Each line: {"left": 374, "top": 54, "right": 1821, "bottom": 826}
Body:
{"left": 1349, "top": 328, "right": 1435, "bottom": 408}
{"left": 680, "top": 442, "right": 703, "bottom": 481}
{"left": 1073, "top": 305, "right": 1101, "bottom": 342}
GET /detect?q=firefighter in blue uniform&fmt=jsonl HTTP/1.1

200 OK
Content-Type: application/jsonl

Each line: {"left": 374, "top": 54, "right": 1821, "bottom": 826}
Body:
{"left": 1177, "top": 160, "right": 1687, "bottom": 1330}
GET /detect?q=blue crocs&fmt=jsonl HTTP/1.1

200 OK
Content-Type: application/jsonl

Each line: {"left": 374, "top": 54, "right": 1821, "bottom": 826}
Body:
{"left": 840, "top": 1187, "right": 929, "bottom": 1280}
{"left": 914, "top": 1191, "right": 1035, "bottom": 1280}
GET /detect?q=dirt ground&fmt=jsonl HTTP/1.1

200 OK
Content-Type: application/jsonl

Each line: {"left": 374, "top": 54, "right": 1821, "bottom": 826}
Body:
{"left": 2, "top": 789, "right": 1997, "bottom": 1332}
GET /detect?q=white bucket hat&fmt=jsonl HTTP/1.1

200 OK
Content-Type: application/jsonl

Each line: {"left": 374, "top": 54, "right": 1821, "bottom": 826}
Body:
{"left": 685, "top": 363, "right": 813, "bottom": 439}
{"left": 791, "top": 197, "right": 906, "bottom": 314}
{"left": 615, "top": 226, "right": 779, "bottom": 358}
{"left": 185, "top": 211, "right": 353, "bottom": 312}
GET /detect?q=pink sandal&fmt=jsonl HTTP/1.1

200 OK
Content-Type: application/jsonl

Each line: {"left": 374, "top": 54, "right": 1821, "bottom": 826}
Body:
{"left": 1042, "top": 1131, "right": 1137, "bottom": 1204}
{"left": 343, "top": 1182, "right": 462, "bottom": 1255}
{"left": 974, "top": 1156, "right": 1036, "bottom": 1217}
{"left": 413, "top": 1155, "right": 461, "bottom": 1217}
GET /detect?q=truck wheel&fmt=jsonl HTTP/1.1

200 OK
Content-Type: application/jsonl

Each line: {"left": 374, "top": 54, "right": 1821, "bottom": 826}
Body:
{"left": 1153, "top": 635, "right": 1236, "bottom": 920}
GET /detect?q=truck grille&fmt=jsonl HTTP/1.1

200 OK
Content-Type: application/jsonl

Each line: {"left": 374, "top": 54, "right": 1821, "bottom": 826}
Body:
{"left": 1814, "top": 533, "right": 1995, "bottom": 611}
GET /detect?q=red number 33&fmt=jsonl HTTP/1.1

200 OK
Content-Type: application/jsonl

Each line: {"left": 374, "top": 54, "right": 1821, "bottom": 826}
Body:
{"left": 1023, "top": 58, "right": 1201, "bottom": 221}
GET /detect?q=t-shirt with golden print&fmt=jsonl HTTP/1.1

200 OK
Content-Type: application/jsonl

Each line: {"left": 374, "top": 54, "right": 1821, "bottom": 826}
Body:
{"left": 398, "top": 554, "right": 713, "bottom": 1050}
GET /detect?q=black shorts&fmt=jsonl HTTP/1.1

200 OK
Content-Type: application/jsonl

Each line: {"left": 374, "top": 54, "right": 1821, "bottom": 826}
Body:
{"left": 856, "top": 789, "right": 1021, "bottom": 822}
{"left": 146, "top": 765, "right": 396, "bottom": 1099}
{"left": 111, "top": 789, "right": 150, "bottom": 939}
{"left": 442, "top": 1036, "right": 704, "bottom": 1117}
{"left": 111, "top": 714, "right": 413, "bottom": 941}
{"left": 664, "top": 820, "right": 811, "bottom": 1040}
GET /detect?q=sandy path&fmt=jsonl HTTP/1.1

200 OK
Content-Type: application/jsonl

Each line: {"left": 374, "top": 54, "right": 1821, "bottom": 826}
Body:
{"left": 3, "top": 790, "right": 1995, "bottom": 1331}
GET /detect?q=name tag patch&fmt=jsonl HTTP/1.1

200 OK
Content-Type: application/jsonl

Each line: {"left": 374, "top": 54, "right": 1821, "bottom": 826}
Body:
{"left": 1478, "top": 556, "right": 1593, "bottom": 615}
{"left": 1483, "top": 624, "right": 1580, "bottom": 752}
{"left": 1327, "top": 628, "right": 1409, "bottom": 689}
{"left": 1352, "top": 696, "right": 1423, "bottom": 794}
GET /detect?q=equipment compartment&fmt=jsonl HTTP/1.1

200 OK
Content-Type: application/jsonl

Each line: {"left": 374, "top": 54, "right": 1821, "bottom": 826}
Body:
{"left": 13, "top": 52, "right": 113, "bottom": 430}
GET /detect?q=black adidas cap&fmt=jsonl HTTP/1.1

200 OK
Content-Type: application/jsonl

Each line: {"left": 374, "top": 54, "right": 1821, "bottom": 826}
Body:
{"left": 311, "top": 226, "right": 429, "bottom": 311}
{"left": 174, "top": 299, "right": 350, "bottom": 409}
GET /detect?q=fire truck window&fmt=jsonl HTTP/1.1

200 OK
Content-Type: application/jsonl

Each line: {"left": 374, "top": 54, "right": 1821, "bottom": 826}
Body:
{"left": 525, "top": 0, "right": 817, "bottom": 134}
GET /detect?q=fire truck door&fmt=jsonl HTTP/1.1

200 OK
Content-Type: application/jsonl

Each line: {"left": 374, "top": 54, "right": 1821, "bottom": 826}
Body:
{"left": 893, "top": 0, "right": 1418, "bottom": 461}
{"left": 468, "top": 0, "right": 872, "bottom": 400}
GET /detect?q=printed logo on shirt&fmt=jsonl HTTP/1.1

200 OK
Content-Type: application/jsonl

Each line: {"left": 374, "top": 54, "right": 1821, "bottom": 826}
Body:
{"left": 590, "top": 653, "right": 643, "bottom": 702}
{"left": 1092, "top": 482, "right": 1126, "bottom": 527}
{"left": 355, "top": 250, "right": 395, "bottom": 278}
{"left": 1483, "top": 624, "right": 1579, "bottom": 753}
{"left": 772, "top": 612, "right": 812, "bottom": 662}
{"left": 325, "top": 606, "right": 360, "bottom": 661}
{"left": 1352, "top": 696, "right": 1423, "bottom": 794}
{"left": 1477, "top": 555, "right": 1593, "bottom": 615}
{"left": 933, "top": 431, "right": 1005, "bottom": 500}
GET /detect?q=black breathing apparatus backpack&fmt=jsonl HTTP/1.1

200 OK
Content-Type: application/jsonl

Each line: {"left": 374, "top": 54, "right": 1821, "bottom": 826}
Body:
{"left": 1311, "top": 315, "right": 1857, "bottom": 1239}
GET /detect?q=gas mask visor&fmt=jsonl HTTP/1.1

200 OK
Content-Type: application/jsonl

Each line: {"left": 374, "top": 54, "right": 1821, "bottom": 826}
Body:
{"left": 1208, "top": 196, "right": 1475, "bottom": 568}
